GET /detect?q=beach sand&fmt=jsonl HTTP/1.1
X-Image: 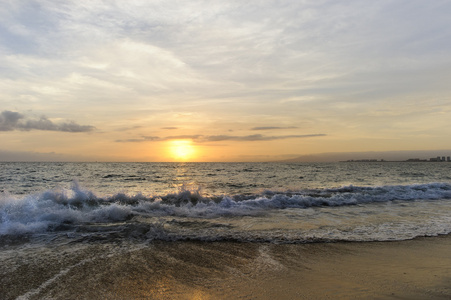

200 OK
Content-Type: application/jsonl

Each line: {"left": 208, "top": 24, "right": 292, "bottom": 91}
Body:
{"left": 1, "top": 235, "right": 451, "bottom": 299}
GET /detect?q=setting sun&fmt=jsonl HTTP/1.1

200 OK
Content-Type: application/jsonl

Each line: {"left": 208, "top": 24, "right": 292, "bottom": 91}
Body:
{"left": 168, "top": 140, "right": 196, "bottom": 161}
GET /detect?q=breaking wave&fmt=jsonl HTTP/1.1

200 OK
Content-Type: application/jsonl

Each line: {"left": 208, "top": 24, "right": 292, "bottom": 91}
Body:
{"left": 1, "top": 181, "right": 451, "bottom": 238}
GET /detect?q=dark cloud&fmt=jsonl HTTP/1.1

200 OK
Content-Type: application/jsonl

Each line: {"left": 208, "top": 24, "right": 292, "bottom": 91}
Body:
{"left": 116, "top": 135, "right": 202, "bottom": 143}
{"left": 202, "top": 134, "right": 325, "bottom": 142}
{"left": 251, "top": 126, "right": 298, "bottom": 130}
{"left": 0, "top": 110, "right": 95, "bottom": 132}
{"left": 0, "top": 110, "right": 23, "bottom": 131}
{"left": 115, "top": 125, "right": 143, "bottom": 132}
{"left": 116, "top": 134, "right": 326, "bottom": 143}
{"left": 164, "top": 135, "right": 203, "bottom": 141}
{"left": 141, "top": 136, "right": 162, "bottom": 141}
{"left": 161, "top": 127, "right": 178, "bottom": 130}
{"left": 115, "top": 138, "right": 151, "bottom": 143}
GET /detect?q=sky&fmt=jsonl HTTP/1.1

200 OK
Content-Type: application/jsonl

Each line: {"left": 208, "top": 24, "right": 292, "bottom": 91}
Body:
{"left": 1, "top": 0, "right": 451, "bottom": 162}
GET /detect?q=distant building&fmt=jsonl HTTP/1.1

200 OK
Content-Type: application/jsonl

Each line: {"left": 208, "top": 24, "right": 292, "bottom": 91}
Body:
{"left": 429, "top": 156, "right": 451, "bottom": 162}
{"left": 345, "top": 156, "right": 450, "bottom": 163}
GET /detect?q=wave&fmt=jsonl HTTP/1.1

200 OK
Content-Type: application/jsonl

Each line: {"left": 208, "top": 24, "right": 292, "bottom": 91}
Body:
{"left": 1, "top": 182, "right": 451, "bottom": 236}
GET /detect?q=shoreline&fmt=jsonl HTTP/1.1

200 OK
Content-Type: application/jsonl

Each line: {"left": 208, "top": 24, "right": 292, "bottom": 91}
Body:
{"left": 1, "top": 235, "right": 451, "bottom": 299}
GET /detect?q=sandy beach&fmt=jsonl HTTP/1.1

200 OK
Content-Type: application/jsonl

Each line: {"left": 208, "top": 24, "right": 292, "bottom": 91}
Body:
{"left": 1, "top": 235, "right": 450, "bottom": 299}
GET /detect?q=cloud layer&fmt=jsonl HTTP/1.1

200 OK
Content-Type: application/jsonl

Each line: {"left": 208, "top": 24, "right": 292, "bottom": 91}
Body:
{"left": 251, "top": 126, "right": 298, "bottom": 131}
{"left": 0, "top": 110, "right": 95, "bottom": 132}
{"left": 117, "top": 134, "right": 326, "bottom": 143}
{"left": 1, "top": 1, "right": 451, "bottom": 161}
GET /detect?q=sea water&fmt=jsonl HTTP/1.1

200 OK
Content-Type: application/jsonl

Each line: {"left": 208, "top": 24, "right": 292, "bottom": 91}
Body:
{"left": 1, "top": 161, "right": 451, "bottom": 243}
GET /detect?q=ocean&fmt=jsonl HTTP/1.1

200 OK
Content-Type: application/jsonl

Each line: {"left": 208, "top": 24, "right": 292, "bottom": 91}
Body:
{"left": 1, "top": 162, "right": 451, "bottom": 299}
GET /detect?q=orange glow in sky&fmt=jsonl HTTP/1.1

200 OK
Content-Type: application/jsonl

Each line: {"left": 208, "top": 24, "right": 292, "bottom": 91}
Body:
{"left": 1, "top": 2, "right": 451, "bottom": 162}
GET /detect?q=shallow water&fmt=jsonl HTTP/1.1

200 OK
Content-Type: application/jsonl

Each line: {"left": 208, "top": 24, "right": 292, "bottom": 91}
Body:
{"left": 1, "top": 162, "right": 451, "bottom": 243}
{"left": 2, "top": 162, "right": 451, "bottom": 299}
{"left": 2, "top": 237, "right": 451, "bottom": 300}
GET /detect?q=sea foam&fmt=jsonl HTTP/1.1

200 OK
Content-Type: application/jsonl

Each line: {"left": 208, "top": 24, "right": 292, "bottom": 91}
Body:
{"left": 1, "top": 181, "right": 451, "bottom": 236}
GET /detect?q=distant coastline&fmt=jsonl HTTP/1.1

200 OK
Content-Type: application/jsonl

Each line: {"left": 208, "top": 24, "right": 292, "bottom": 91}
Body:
{"left": 342, "top": 156, "right": 451, "bottom": 162}
{"left": 278, "top": 150, "right": 451, "bottom": 163}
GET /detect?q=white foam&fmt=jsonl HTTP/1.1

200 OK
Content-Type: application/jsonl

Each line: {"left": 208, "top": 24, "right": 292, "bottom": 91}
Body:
{"left": 1, "top": 182, "right": 451, "bottom": 238}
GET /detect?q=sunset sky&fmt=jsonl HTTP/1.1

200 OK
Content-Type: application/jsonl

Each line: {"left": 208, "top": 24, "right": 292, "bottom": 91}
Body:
{"left": 1, "top": 0, "right": 451, "bottom": 162}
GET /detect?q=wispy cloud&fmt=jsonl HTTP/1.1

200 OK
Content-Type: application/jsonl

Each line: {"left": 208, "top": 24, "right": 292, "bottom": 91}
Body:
{"left": 203, "top": 134, "right": 325, "bottom": 142}
{"left": 251, "top": 126, "right": 298, "bottom": 131}
{"left": 0, "top": 110, "right": 95, "bottom": 133}
{"left": 116, "top": 134, "right": 326, "bottom": 143}
{"left": 1, "top": 1, "right": 451, "bottom": 160}
{"left": 116, "top": 135, "right": 202, "bottom": 142}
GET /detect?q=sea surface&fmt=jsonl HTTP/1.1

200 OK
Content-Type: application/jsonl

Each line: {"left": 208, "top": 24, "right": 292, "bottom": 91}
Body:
{"left": 2, "top": 162, "right": 451, "bottom": 299}
{"left": 1, "top": 161, "right": 451, "bottom": 243}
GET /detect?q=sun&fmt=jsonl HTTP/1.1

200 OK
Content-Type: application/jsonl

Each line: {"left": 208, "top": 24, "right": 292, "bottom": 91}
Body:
{"left": 168, "top": 140, "right": 196, "bottom": 161}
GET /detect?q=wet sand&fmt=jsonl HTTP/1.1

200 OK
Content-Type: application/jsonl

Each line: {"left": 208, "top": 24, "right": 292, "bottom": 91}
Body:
{"left": 1, "top": 235, "right": 451, "bottom": 299}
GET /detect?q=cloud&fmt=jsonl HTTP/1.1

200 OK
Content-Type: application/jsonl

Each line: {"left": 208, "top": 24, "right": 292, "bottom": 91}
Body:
{"left": 116, "top": 133, "right": 326, "bottom": 143}
{"left": 202, "top": 134, "right": 326, "bottom": 142}
{"left": 116, "top": 135, "right": 201, "bottom": 142}
{"left": 0, "top": 110, "right": 95, "bottom": 132}
{"left": 115, "top": 125, "right": 143, "bottom": 132}
{"left": 161, "top": 127, "right": 178, "bottom": 130}
{"left": 0, "top": 110, "right": 22, "bottom": 131}
{"left": 2, "top": 1, "right": 451, "bottom": 159}
{"left": 251, "top": 126, "right": 298, "bottom": 131}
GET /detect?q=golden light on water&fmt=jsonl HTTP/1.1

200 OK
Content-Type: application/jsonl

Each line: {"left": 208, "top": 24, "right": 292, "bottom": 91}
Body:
{"left": 168, "top": 140, "right": 196, "bottom": 161}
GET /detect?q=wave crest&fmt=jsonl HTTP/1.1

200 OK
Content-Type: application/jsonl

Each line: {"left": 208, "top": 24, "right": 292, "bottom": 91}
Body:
{"left": 1, "top": 182, "right": 451, "bottom": 236}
